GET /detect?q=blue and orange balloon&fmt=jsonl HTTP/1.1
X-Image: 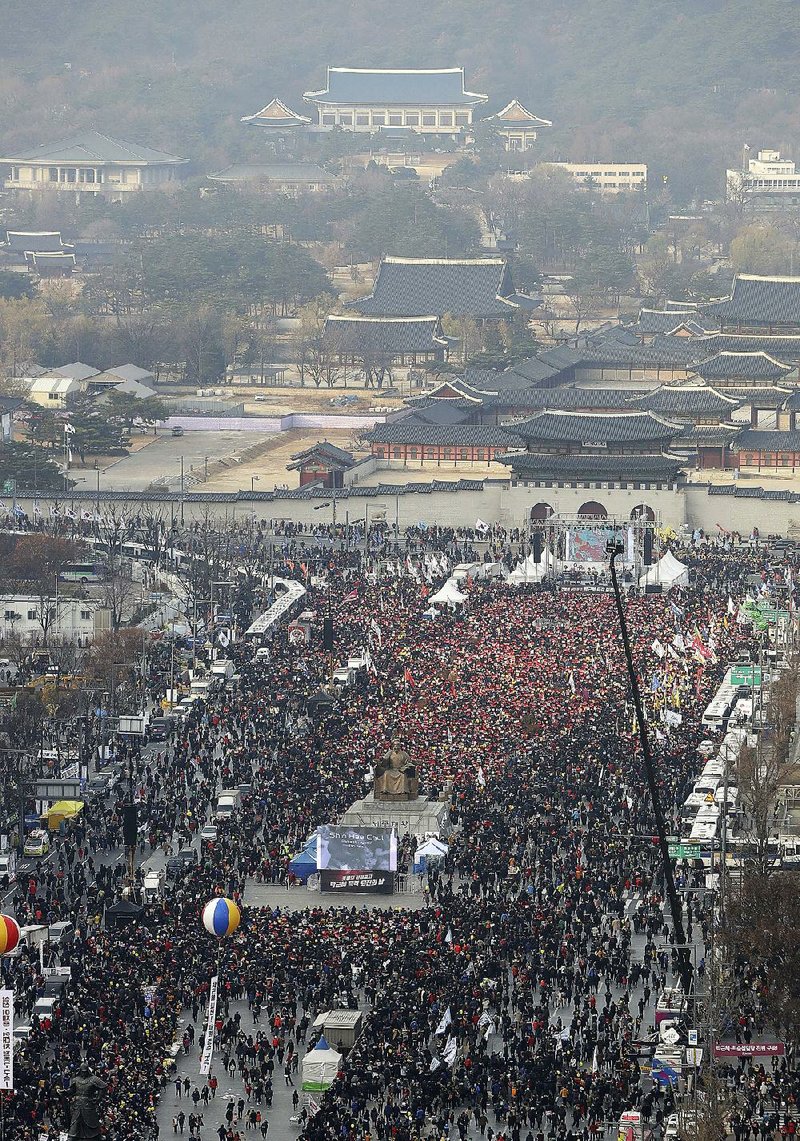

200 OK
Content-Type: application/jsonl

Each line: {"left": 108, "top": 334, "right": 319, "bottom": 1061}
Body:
{"left": 0, "top": 915, "right": 20, "bottom": 955}
{"left": 202, "top": 897, "right": 240, "bottom": 939}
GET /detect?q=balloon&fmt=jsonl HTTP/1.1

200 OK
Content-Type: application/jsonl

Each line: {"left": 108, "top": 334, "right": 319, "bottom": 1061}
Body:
{"left": 202, "top": 897, "right": 240, "bottom": 939}
{"left": 0, "top": 915, "right": 20, "bottom": 955}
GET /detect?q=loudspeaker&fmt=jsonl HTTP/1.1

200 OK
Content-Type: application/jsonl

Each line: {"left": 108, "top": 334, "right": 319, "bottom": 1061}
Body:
{"left": 122, "top": 804, "right": 138, "bottom": 848}
{"left": 643, "top": 530, "right": 653, "bottom": 566}
{"left": 532, "top": 531, "right": 543, "bottom": 562}
{"left": 323, "top": 616, "right": 334, "bottom": 651}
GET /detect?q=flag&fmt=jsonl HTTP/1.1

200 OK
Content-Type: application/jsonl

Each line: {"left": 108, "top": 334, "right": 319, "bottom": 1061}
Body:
{"left": 476, "top": 766, "right": 486, "bottom": 788}
{"left": 475, "top": 518, "right": 490, "bottom": 533}
{"left": 727, "top": 595, "right": 736, "bottom": 616}
{"left": 444, "top": 927, "right": 453, "bottom": 945}
{"left": 443, "top": 1037, "right": 458, "bottom": 1067}
{"left": 369, "top": 618, "right": 382, "bottom": 648}
{"left": 343, "top": 589, "right": 358, "bottom": 602}
{"left": 403, "top": 667, "right": 416, "bottom": 687}
{"left": 568, "top": 671, "right": 575, "bottom": 694}
{"left": 669, "top": 601, "right": 684, "bottom": 619}
{"left": 651, "top": 639, "right": 665, "bottom": 658}
{"left": 435, "top": 1007, "right": 452, "bottom": 1036}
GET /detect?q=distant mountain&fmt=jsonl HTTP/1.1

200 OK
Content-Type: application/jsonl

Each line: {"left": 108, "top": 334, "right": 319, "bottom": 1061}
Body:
{"left": 1, "top": 0, "right": 799, "bottom": 200}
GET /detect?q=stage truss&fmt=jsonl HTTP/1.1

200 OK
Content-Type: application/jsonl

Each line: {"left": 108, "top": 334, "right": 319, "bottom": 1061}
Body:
{"left": 527, "top": 511, "right": 662, "bottom": 578}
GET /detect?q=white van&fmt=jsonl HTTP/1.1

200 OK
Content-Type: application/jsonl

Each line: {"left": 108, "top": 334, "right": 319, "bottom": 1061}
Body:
{"left": 216, "top": 789, "right": 240, "bottom": 821}
{"left": 0, "top": 850, "right": 17, "bottom": 884}
{"left": 47, "top": 921, "right": 74, "bottom": 949}
{"left": 211, "top": 659, "right": 235, "bottom": 681}
{"left": 143, "top": 869, "right": 166, "bottom": 903}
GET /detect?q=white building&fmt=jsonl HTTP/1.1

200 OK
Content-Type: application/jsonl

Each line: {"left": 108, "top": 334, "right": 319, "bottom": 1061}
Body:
{"left": 0, "top": 595, "right": 110, "bottom": 645}
{"left": 540, "top": 162, "right": 647, "bottom": 193}
{"left": 726, "top": 149, "right": 800, "bottom": 205}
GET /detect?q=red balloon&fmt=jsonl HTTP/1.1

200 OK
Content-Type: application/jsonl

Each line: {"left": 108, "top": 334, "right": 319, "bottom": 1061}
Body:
{"left": 0, "top": 915, "right": 20, "bottom": 956}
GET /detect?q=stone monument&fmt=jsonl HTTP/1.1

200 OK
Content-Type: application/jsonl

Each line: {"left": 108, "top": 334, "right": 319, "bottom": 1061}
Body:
{"left": 68, "top": 1062, "right": 107, "bottom": 1140}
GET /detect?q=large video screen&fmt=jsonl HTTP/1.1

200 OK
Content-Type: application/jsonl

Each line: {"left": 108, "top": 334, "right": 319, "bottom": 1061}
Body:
{"left": 317, "top": 825, "right": 397, "bottom": 872}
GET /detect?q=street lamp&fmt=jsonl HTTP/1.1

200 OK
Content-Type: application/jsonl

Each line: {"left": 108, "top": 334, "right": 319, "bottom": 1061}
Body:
{"left": 251, "top": 475, "right": 260, "bottom": 493}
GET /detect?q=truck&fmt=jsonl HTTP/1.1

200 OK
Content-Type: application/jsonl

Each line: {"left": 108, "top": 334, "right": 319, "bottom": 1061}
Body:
{"left": 0, "top": 849, "right": 17, "bottom": 886}
{"left": 143, "top": 868, "right": 166, "bottom": 903}
{"left": 216, "top": 789, "right": 240, "bottom": 821}
{"left": 210, "top": 659, "right": 235, "bottom": 682}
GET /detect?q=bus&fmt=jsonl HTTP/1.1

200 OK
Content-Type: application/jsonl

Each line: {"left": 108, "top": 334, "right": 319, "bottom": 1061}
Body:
{"left": 58, "top": 562, "right": 108, "bottom": 584}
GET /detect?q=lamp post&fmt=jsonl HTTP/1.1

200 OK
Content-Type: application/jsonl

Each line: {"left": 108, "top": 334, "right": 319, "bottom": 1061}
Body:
{"left": 607, "top": 539, "right": 693, "bottom": 1001}
{"left": 251, "top": 475, "right": 260, "bottom": 493}
{"left": 179, "top": 457, "right": 185, "bottom": 527}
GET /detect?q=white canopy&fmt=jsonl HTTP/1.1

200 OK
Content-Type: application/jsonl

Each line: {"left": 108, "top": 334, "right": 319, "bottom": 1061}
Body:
{"left": 429, "top": 579, "right": 467, "bottom": 606}
{"left": 415, "top": 837, "right": 448, "bottom": 859}
{"left": 301, "top": 1037, "right": 342, "bottom": 1091}
{"left": 508, "top": 553, "right": 545, "bottom": 585}
{"left": 639, "top": 551, "right": 689, "bottom": 589}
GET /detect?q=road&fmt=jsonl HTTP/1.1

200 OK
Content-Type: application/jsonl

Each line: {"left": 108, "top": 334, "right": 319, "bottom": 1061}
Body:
{"left": 97, "top": 432, "right": 274, "bottom": 492}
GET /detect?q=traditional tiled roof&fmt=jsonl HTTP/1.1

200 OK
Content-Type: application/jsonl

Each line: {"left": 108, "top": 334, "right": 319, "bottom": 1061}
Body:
{"left": 675, "top": 423, "right": 742, "bottom": 447}
{"left": 504, "top": 387, "right": 644, "bottom": 411}
{"left": 240, "top": 98, "right": 311, "bottom": 127}
{"left": 498, "top": 452, "right": 685, "bottom": 479}
{"left": 407, "top": 378, "right": 498, "bottom": 406}
{"left": 348, "top": 257, "right": 518, "bottom": 318}
{"left": 573, "top": 339, "right": 702, "bottom": 369}
{"left": 42, "top": 362, "right": 99, "bottom": 381}
{"left": 781, "top": 390, "right": 800, "bottom": 411}
{"left": 701, "top": 274, "right": 800, "bottom": 328}
{"left": 726, "top": 386, "right": 793, "bottom": 408}
{"left": 628, "top": 384, "right": 740, "bottom": 416}
{"left": 684, "top": 333, "right": 800, "bottom": 362}
{"left": 408, "top": 403, "right": 473, "bottom": 427}
{"left": 512, "top": 410, "right": 680, "bottom": 445}
{"left": 304, "top": 67, "right": 488, "bottom": 108}
{"left": 5, "top": 231, "right": 66, "bottom": 253}
{"left": 630, "top": 308, "right": 699, "bottom": 335}
{"left": 735, "top": 429, "right": 800, "bottom": 451}
{"left": 367, "top": 421, "right": 519, "bottom": 447}
{"left": 1, "top": 130, "right": 186, "bottom": 166}
{"left": 207, "top": 163, "right": 337, "bottom": 185}
{"left": 323, "top": 314, "right": 446, "bottom": 355}
{"left": 286, "top": 442, "right": 356, "bottom": 471}
{"left": 690, "top": 351, "right": 792, "bottom": 382}
{"left": 485, "top": 100, "right": 552, "bottom": 128}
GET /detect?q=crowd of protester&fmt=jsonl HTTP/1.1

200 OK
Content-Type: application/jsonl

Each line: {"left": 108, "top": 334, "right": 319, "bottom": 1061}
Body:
{"left": 1, "top": 531, "right": 799, "bottom": 1140}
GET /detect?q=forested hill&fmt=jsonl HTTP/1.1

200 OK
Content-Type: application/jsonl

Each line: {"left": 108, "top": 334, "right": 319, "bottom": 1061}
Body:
{"left": 1, "top": 0, "right": 800, "bottom": 198}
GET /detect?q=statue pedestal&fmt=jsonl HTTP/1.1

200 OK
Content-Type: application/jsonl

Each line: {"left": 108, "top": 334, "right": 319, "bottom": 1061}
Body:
{"left": 341, "top": 792, "right": 450, "bottom": 839}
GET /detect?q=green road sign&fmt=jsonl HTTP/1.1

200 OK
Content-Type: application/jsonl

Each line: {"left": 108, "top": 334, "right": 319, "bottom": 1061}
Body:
{"left": 729, "top": 666, "right": 762, "bottom": 687}
{"left": 668, "top": 843, "right": 702, "bottom": 860}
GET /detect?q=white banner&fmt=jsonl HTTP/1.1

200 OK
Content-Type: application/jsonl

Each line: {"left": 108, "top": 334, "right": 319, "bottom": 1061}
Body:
{"left": 199, "top": 975, "right": 219, "bottom": 1076}
{"left": 0, "top": 988, "right": 13, "bottom": 1090}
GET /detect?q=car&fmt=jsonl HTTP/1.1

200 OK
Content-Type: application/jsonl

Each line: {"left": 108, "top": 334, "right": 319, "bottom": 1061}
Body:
{"left": 166, "top": 849, "right": 199, "bottom": 879}
{"left": 86, "top": 778, "right": 111, "bottom": 799}
{"left": 32, "top": 996, "right": 57, "bottom": 1023}
{"left": 148, "top": 716, "right": 175, "bottom": 742}
{"left": 200, "top": 825, "right": 218, "bottom": 843}
{"left": 171, "top": 425, "right": 185, "bottom": 437}
{"left": 23, "top": 829, "right": 50, "bottom": 857}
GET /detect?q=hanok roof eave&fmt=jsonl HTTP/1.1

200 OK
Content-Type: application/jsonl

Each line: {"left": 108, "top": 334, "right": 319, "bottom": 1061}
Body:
{"left": 240, "top": 98, "right": 311, "bottom": 127}
{"left": 512, "top": 409, "right": 681, "bottom": 446}
{"left": 485, "top": 100, "right": 552, "bottom": 128}
{"left": 0, "top": 130, "right": 186, "bottom": 167}
{"left": 303, "top": 66, "right": 488, "bottom": 108}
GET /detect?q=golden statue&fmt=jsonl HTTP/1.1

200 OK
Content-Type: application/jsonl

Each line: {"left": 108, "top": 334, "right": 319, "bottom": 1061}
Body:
{"left": 374, "top": 739, "right": 418, "bottom": 801}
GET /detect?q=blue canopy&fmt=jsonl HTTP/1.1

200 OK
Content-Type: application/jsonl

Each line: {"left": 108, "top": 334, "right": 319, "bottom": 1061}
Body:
{"left": 288, "top": 836, "right": 318, "bottom": 883}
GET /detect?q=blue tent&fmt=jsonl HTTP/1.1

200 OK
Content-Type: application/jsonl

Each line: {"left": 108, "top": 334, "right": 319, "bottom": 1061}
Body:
{"left": 288, "top": 835, "right": 318, "bottom": 883}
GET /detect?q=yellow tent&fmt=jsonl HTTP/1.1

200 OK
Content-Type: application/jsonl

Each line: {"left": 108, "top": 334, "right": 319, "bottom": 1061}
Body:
{"left": 43, "top": 800, "right": 84, "bottom": 831}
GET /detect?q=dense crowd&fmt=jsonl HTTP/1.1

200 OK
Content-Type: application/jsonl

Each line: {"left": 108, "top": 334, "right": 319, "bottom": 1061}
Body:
{"left": 2, "top": 534, "right": 799, "bottom": 1141}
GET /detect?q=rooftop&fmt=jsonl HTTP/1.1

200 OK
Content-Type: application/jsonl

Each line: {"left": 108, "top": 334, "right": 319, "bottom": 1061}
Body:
{"left": 366, "top": 422, "right": 519, "bottom": 447}
{"left": 286, "top": 442, "right": 356, "bottom": 471}
{"left": 240, "top": 98, "right": 311, "bottom": 127}
{"left": 628, "top": 384, "right": 740, "bottom": 416}
{"left": 0, "top": 130, "right": 186, "bottom": 166}
{"left": 690, "top": 350, "right": 793, "bottom": 382}
{"left": 322, "top": 314, "right": 447, "bottom": 354}
{"left": 498, "top": 452, "right": 685, "bottom": 479}
{"left": 702, "top": 274, "right": 800, "bottom": 328}
{"left": 207, "top": 163, "right": 336, "bottom": 184}
{"left": 303, "top": 67, "right": 488, "bottom": 108}
{"left": 513, "top": 409, "right": 680, "bottom": 445}
{"left": 349, "top": 256, "right": 518, "bottom": 319}
{"left": 486, "top": 100, "right": 552, "bottom": 128}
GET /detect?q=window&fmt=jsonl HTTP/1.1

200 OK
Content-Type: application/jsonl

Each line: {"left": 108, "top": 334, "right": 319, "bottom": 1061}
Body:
{"left": 459, "top": 450, "right": 469, "bottom": 460}
{"left": 27, "top": 610, "right": 37, "bottom": 620}
{"left": 388, "top": 113, "right": 402, "bottom": 126}
{"left": 425, "top": 448, "right": 436, "bottom": 459}
{"left": 408, "top": 448, "right": 418, "bottom": 457}
{"left": 3, "top": 610, "right": 18, "bottom": 621}
{"left": 455, "top": 112, "right": 469, "bottom": 126}
{"left": 48, "top": 392, "right": 59, "bottom": 401}
{"left": 66, "top": 168, "right": 77, "bottom": 183}
{"left": 476, "top": 449, "right": 486, "bottom": 460}
{"left": 439, "top": 112, "right": 454, "bottom": 127}
{"left": 443, "top": 448, "right": 453, "bottom": 459}
{"left": 405, "top": 112, "right": 419, "bottom": 126}
{"left": 49, "top": 167, "right": 59, "bottom": 181}
{"left": 80, "top": 609, "right": 92, "bottom": 620}
{"left": 372, "top": 113, "right": 386, "bottom": 126}
{"left": 422, "top": 113, "right": 436, "bottom": 127}
{"left": 322, "top": 113, "right": 336, "bottom": 126}
{"left": 338, "top": 113, "right": 352, "bottom": 126}
{"left": 355, "top": 114, "right": 369, "bottom": 126}
{"left": 393, "top": 448, "right": 402, "bottom": 459}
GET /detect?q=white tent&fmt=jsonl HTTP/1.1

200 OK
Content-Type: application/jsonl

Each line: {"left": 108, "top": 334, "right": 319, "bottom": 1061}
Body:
{"left": 413, "top": 837, "right": 448, "bottom": 873}
{"left": 428, "top": 579, "right": 467, "bottom": 606}
{"left": 639, "top": 551, "right": 689, "bottom": 589}
{"left": 301, "top": 1036, "right": 342, "bottom": 1091}
{"left": 508, "top": 553, "right": 545, "bottom": 585}
{"left": 452, "top": 561, "right": 506, "bottom": 581}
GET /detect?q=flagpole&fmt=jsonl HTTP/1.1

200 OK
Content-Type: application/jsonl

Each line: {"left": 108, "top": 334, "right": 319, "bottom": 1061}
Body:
{"left": 607, "top": 541, "right": 693, "bottom": 1002}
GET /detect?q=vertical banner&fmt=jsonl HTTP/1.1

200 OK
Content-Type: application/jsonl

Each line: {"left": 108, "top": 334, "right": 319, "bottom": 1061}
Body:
{"left": 199, "top": 975, "right": 219, "bottom": 1076}
{"left": 0, "top": 989, "right": 13, "bottom": 1090}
